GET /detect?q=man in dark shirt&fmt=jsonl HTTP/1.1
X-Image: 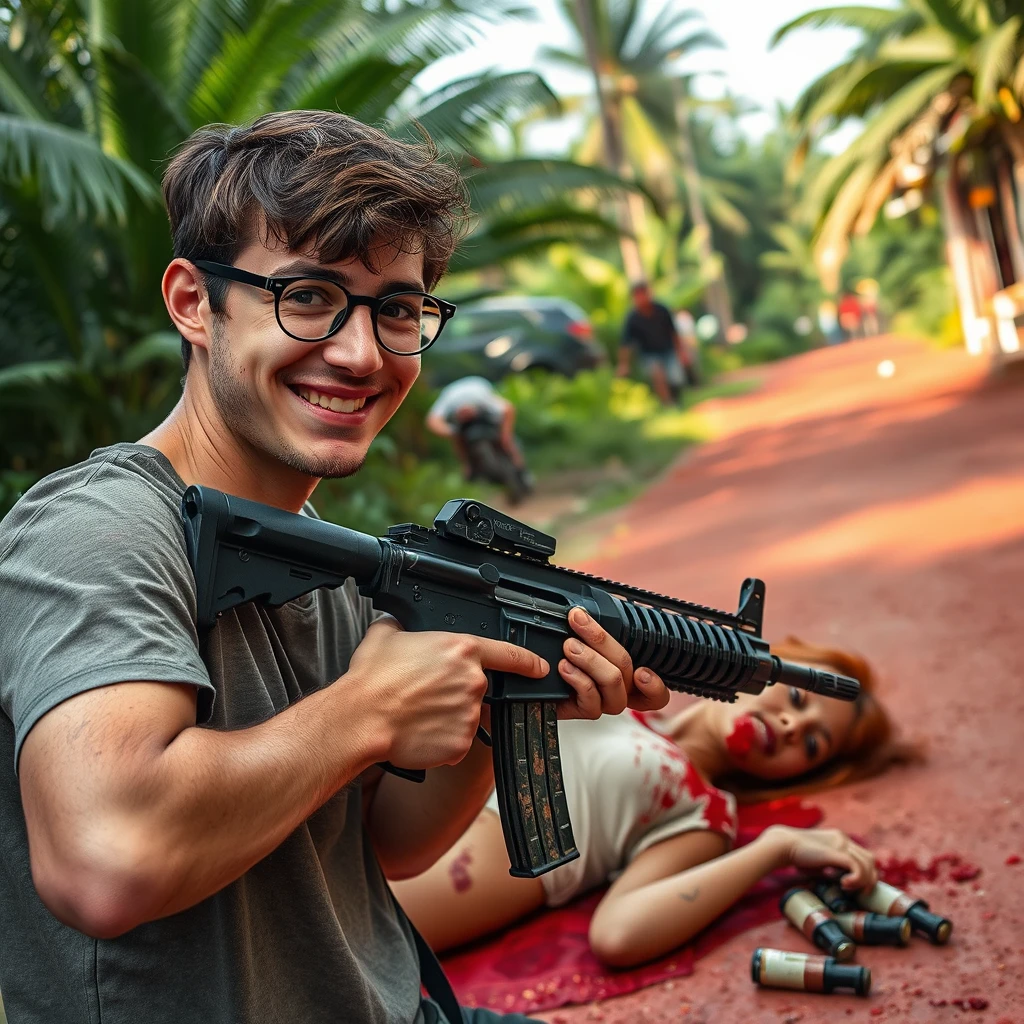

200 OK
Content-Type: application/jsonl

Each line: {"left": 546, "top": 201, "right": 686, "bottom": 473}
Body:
{"left": 617, "top": 282, "right": 690, "bottom": 405}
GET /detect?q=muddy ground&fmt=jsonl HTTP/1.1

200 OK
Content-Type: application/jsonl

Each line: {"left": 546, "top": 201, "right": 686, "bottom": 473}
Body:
{"left": 537, "top": 336, "right": 1024, "bottom": 1023}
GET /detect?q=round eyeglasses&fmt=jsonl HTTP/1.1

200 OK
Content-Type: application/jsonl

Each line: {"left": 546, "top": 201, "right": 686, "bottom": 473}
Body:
{"left": 193, "top": 260, "right": 457, "bottom": 355}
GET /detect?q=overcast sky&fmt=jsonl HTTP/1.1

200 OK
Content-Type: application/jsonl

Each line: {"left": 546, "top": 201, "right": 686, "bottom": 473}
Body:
{"left": 417, "top": 0, "right": 869, "bottom": 151}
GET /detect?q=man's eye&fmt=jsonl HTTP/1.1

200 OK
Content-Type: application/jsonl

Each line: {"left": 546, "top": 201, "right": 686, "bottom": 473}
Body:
{"left": 805, "top": 735, "right": 819, "bottom": 759}
{"left": 789, "top": 686, "right": 803, "bottom": 708}
{"left": 380, "top": 301, "right": 411, "bottom": 320}
{"left": 286, "top": 289, "right": 329, "bottom": 306}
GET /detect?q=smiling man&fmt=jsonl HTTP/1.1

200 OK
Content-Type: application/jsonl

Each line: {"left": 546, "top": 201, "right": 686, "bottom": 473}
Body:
{"left": 0, "top": 112, "right": 669, "bottom": 1024}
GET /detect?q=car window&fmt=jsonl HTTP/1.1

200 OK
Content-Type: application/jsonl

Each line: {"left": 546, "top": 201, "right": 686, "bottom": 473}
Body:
{"left": 447, "top": 310, "right": 526, "bottom": 338}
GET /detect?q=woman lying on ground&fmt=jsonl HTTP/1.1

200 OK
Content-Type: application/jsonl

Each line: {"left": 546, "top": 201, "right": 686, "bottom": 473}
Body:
{"left": 393, "top": 638, "right": 916, "bottom": 968}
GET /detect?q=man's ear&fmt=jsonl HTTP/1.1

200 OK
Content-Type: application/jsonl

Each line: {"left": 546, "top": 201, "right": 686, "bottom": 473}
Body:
{"left": 163, "top": 258, "right": 213, "bottom": 354}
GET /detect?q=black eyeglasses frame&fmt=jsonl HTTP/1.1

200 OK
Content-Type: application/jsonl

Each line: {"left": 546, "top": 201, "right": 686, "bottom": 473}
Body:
{"left": 193, "top": 260, "right": 456, "bottom": 355}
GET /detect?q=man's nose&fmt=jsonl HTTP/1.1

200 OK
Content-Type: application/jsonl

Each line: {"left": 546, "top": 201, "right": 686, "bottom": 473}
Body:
{"left": 320, "top": 305, "right": 384, "bottom": 376}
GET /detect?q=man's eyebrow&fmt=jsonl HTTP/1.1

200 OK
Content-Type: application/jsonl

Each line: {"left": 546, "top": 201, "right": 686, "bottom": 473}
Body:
{"left": 271, "top": 259, "right": 350, "bottom": 285}
{"left": 269, "top": 260, "right": 426, "bottom": 295}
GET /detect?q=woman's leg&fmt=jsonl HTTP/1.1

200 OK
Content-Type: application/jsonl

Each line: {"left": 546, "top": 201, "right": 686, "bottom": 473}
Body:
{"left": 392, "top": 809, "right": 546, "bottom": 953}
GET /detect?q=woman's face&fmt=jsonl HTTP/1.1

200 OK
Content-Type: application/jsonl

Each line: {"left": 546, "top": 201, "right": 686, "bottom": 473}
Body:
{"left": 715, "top": 673, "right": 860, "bottom": 780}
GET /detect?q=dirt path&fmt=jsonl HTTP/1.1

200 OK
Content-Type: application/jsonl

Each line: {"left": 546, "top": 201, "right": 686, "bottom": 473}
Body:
{"left": 540, "top": 336, "right": 1024, "bottom": 1023}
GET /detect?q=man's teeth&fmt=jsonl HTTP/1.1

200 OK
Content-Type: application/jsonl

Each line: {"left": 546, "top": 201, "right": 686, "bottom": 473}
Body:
{"left": 297, "top": 387, "right": 367, "bottom": 413}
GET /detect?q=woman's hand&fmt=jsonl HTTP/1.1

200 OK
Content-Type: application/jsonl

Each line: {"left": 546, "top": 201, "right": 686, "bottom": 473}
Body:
{"left": 762, "top": 825, "right": 878, "bottom": 890}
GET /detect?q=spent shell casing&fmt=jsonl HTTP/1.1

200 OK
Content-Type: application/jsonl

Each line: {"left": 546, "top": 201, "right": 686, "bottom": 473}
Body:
{"left": 812, "top": 879, "right": 858, "bottom": 914}
{"left": 834, "top": 910, "right": 912, "bottom": 946}
{"left": 751, "top": 948, "right": 871, "bottom": 996}
{"left": 856, "top": 880, "right": 952, "bottom": 945}
{"left": 779, "top": 888, "right": 856, "bottom": 961}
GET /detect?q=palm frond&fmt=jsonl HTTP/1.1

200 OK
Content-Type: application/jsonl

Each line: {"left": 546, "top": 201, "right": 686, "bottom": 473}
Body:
{"left": 0, "top": 42, "right": 50, "bottom": 119}
{"left": 405, "top": 72, "right": 560, "bottom": 153}
{"left": 451, "top": 207, "right": 621, "bottom": 274}
{"left": 187, "top": 0, "right": 343, "bottom": 125}
{"left": 119, "top": 331, "right": 184, "bottom": 372}
{"left": 288, "top": 54, "right": 420, "bottom": 123}
{"left": 629, "top": 28, "right": 722, "bottom": 75}
{"left": 0, "top": 115, "right": 159, "bottom": 224}
{"left": 974, "top": 14, "right": 1022, "bottom": 104}
{"left": 804, "top": 63, "right": 961, "bottom": 218}
{"left": 538, "top": 44, "right": 587, "bottom": 71}
{"left": 906, "top": 0, "right": 980, "bottom": 41}
{"left": 772, "top": 5, "right": 916, "bottom": 47}
{"left": 0, "top": 358, "right": 78, "bottom": 391}
{"left": 875, "top": 26, "right": 963, "bottom": 62}
{"left": 699, "top": 180, "right": 751, "bottom": 235}
{"left": 464, "top": 157, "right": 644, "bottom": 215}
{"left": 171, "top": 0, "right": 250, "bottom": 106}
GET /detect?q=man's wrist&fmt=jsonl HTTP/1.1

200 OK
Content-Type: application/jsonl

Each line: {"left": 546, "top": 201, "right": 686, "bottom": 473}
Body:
{"left": 326, "top": 670, "right": 394, "bottom": 773}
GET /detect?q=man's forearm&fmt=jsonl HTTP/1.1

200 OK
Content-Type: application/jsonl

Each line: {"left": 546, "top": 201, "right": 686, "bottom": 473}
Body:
{"left": 368, "top": 717, "right": 495, "bottom": 879}
{"left": 47, "top": 680, "right": 386, "bottom": 936}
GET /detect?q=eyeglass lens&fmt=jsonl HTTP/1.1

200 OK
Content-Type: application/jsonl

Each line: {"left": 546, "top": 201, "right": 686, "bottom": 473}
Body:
{"left": 278, "top": 279, "right": 442, "bottom": 351}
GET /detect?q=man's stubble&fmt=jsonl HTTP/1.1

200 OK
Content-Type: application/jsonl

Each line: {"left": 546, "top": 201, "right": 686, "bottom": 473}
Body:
{"left": 206, "top": 317, "right": 368, "bottom": 481}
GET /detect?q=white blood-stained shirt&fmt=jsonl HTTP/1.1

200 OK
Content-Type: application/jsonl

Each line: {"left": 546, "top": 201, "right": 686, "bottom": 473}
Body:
{"left": 486, "top": 711, "right": 737, "bottom": 906}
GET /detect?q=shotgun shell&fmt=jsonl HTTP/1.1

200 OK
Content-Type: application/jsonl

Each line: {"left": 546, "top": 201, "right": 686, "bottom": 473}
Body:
{"left": 779, "top": 888, "right": 856, "bottom": 961}
{"left": 751, "top": 948, "right": 871, "bottom": 996}
{"left": 834, "top": 910, "right": 912, "bottom": 946}
{"left": 856, "top": 880, "right": 952, "bottom": 945}
{"left": 813, "top": 879, "right": 859, "bottom": 914}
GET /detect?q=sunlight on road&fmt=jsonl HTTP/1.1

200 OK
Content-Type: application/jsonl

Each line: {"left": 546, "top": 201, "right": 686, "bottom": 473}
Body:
{"left": 758, "top": 474, "right": 1024, "bottom": 572}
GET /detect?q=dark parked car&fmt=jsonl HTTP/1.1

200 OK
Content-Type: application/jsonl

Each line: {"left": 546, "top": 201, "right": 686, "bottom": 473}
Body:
{"left": 424, "top": 296, "right": 606, "bottom": 387}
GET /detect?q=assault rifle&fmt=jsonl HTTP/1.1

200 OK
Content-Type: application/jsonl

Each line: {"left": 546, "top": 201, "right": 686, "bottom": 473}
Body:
{"left": 181, "top": 487, "right": 859, "bottom": 879}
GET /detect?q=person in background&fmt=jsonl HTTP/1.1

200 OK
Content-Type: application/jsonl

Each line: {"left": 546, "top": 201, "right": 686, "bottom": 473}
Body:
{"left": 817, "top": 299, "right": 842, "bottom": 345}
{"left": 673, "top": 307, "right": 702, "bottom": 387}
{"left": 425, "top": 375, "right": 530, "bottom": 491}
{"left": 837, "top": 292, "right": 863, "bottom": 341}
{"left": 856, "top": 279, "right": 881, "bottom": 337}
{"left": 617, "top": 282, "right": 690, "bottom": 405}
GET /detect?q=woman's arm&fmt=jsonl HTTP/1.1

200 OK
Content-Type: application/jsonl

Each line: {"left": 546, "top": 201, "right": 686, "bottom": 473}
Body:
{"left": 588, "top": 825, "right": 877, "bottom": 967}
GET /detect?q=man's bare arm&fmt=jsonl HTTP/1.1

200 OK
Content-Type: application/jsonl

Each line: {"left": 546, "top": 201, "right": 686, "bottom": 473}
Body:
{"left": 20, "top": 679, "right": 387, "bottom": 939}
{"left": 18, "top": 619, "right": 544, "bottom": 940}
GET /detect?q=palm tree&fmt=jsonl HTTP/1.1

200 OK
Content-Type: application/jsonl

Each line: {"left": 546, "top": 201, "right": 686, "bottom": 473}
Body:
{"left": 775, "top": 0, "right": 1024, "bottom": 288}
{"left": 0, "top": 0, "right": 637, "bottom": 511}
{"left": 547, "top": 0, "right": 734, "bottom": 334}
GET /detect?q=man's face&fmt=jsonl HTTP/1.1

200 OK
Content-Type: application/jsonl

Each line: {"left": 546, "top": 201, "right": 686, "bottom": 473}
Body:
{"left": 203, "top": 239, "right": 424, "bottom": 479}
{"left": 632, "top": 286, "right": 652, "bottom": 312}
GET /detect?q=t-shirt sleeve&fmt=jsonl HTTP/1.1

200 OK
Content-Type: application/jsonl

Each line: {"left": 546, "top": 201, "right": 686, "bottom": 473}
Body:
{"left": 0, "top": 464, "right": 215, "bottom": 770}
{"left": 627, "top": 787, "right": 738, "bottom": 863}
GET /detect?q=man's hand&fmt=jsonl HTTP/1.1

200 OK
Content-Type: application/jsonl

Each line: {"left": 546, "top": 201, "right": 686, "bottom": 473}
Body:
{"left": 558, "top": 606, "right": 669, "bottom": 719}
{"left": 346, "top": 616, "right": 549, "bottom": 770}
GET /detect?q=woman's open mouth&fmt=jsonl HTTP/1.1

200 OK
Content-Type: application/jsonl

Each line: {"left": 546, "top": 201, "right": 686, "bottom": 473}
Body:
{"left": 750, "top": 714, "right": 776, "bottom": 756}
{"left": 726, "top": 713, "right": 777, "bottom": 758}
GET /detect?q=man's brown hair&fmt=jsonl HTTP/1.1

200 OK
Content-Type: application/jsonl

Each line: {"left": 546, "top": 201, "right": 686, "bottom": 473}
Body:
{"left": 161, "top": 110, "right": 468, "bottom": 370}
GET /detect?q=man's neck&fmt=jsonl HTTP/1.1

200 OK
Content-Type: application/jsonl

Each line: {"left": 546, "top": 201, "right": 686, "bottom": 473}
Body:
{"left": 141, "top": 388, "right": 318, "bottom": 513}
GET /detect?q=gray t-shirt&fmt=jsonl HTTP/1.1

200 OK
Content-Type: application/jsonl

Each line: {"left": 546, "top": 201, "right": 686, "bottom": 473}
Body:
{"left": 0, "top": 443, "right": 422, "bottom": 1024}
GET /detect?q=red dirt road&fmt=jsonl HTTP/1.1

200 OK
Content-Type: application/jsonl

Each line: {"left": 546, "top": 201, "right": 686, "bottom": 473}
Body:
{"left": 542, "top": 337, "right": 1024, "bottom": 1023}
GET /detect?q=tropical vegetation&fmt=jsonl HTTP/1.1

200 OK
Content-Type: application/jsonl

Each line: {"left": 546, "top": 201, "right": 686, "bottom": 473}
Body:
{"left": 0, "top": 0, "right": 973, "bottom": 530}
{"left": 776, "top": 0, "right": 1024, "bottom": 288}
